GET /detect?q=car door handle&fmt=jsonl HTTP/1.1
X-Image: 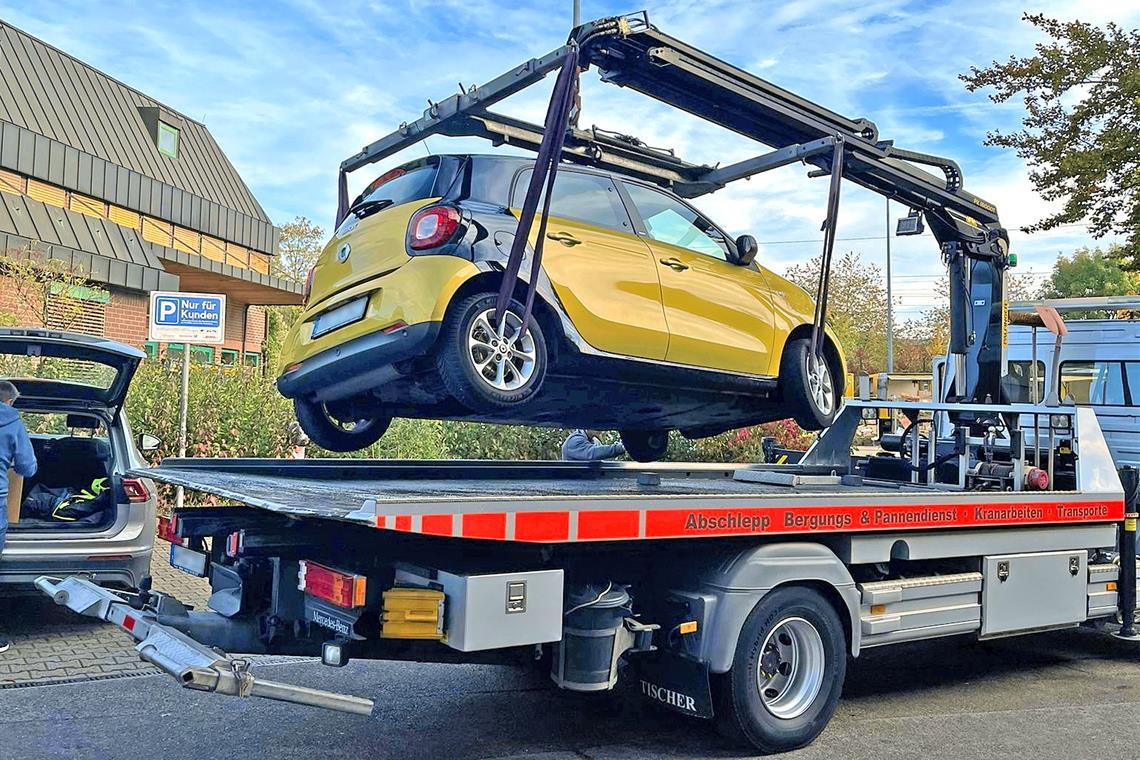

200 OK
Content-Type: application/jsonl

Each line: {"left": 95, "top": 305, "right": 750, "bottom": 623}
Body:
{"left": 547, "top": 231, "right": 581, "bottom": 246}
{"left": 659, "top": 257, "right": 689, "bottom": 271}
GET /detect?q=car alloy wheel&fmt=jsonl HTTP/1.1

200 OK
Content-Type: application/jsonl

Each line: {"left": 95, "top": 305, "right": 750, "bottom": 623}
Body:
{"left": 467, "top": 307, "right": 538, "bottom": 393}
{"left": 805, "top": 353, "right": 835, "bottom": 417}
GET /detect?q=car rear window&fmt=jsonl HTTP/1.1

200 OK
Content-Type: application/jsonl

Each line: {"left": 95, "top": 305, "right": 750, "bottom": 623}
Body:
{"left": 0, "top": 355, "right": 117, "bottom": 390}
{"left": 358, "top": 161, "right": 442, "bottom": 207}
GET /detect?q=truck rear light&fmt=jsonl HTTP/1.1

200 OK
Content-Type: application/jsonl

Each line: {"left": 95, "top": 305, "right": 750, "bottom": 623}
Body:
{"left": 123, "top": 478, "right": 150, "bottom": 503}
{"left": 226, "top": 531, "right": 242, "bottom": 558}
{"left": 299, "top": 560, "right": 368, "bottom": 609}
{"left": 302, "top": 266, "right": 316, "bottom": 305}
{"left": 156, "top": 516, "right": 187, "bottom": 546}
{"left": 408, "top": 206, "right": 460, "bottom": 250}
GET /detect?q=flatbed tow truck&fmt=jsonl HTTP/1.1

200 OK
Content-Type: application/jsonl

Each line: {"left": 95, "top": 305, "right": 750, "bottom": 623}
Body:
{"left": 35, "top": 13, "right": 1140, "bottom": 754}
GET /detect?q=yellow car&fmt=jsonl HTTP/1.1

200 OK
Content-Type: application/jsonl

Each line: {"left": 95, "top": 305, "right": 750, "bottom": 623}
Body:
{"left": 277, "top": 155, "right": 845, "bottom": 459}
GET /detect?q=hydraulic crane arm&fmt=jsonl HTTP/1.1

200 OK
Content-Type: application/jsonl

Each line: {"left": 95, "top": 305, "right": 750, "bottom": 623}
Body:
{"left": 338, "top": 11, "right": 1013, "bottom": 406}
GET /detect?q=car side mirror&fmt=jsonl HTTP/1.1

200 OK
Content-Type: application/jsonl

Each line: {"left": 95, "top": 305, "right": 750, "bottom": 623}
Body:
{"left": 138, "top": 434, "right": 161, "bottom": 452}
{"left": 734, "top": 234, "right": 758, "bottom": 266}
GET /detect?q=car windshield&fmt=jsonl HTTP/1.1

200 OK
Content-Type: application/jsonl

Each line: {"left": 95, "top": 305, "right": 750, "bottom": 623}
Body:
{"left": 358, "top": 161, "right": 441, "bottom": 207}
{"left": 0, "top": 354, "right": 118, "bottom": 390}
{"left": 21, "top": 411, "right": 108, "bottom": 438}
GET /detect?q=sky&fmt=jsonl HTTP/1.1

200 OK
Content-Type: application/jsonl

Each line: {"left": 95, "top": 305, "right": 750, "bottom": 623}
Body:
{"left": 1, "top": 0, "right": 1135, "bottom": 320}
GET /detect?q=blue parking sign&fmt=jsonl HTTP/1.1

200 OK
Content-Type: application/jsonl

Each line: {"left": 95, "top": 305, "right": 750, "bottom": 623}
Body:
{"left": 148, "top": 291, "right": 226, "bottom": 344}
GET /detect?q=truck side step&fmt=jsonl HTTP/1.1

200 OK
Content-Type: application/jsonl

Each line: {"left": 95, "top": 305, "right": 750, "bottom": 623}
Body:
{"left": 34, "top": 575, "right": 374, "bottom": 717}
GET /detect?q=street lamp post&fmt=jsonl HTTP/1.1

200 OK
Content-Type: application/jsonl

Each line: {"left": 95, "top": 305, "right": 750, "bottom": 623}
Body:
{"left": 885, "top": 197, "right": 894, "bottom": 373}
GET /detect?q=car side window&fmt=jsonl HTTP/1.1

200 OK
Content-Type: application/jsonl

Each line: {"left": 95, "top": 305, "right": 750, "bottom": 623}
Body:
{"left": 621, "top": 182, "right": 730, "bottom": 260}
{"left": 512, "top": 170, "right": 632, "bottom": 232}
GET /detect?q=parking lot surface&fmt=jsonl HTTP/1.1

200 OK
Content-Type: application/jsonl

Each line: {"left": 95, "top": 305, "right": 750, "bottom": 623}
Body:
{"left": 3, "top": 565, "right": 1140, "bottom": 760}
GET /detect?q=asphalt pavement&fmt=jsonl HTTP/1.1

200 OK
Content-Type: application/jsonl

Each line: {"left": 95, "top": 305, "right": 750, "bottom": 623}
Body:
{"left": 3, "top": 625, "right": 1140, "bottom": 760}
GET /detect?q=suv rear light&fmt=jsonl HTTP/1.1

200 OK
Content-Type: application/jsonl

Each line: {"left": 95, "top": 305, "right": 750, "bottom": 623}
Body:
{"left": 408, "top": 205, "right": 461, "bottom": 250}
{"left": 302, "top": 266, "right": 316, "bottom": 305}
{"left": 123, "top": 477, "right": 150, "bottom": 503}
{"left": 298, "top": 560, "right": 368, "bottom": 609}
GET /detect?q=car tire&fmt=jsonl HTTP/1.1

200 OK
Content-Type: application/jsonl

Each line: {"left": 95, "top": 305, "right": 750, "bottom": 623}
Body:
{"left": 293, "top": 397, "right": 392, "bottom": 452}
{"left": 619, "top": 429, "right": 669, "bottom": 462}
{"left": 437, "top": 292, "right": 547, "bottom": 410}
{"left": 713, "top": 586, "right": 847, "bottom": 754}
{"left": 779, "top": 337, "right": 839, "bottom": 430}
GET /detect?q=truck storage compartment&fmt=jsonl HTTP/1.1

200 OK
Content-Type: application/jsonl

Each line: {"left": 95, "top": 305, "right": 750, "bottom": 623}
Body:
{"left": 981, "top": 550, "right": 1088, "bottom": 637}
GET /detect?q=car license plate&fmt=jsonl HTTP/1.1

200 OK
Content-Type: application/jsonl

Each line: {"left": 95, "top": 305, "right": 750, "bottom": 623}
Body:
{"left": 311, "top": 296, "right": 368, "bottom": 339}
{"left": 170, "top": 543, "right": 209, "bottom": 577}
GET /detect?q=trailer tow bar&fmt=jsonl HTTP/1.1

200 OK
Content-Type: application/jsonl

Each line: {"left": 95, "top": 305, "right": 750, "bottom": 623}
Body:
{"left": 34, "top": 575, "right": 374, "bottom": 716}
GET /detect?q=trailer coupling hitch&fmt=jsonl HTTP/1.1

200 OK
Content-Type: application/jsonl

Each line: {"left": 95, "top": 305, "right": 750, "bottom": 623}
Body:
{"left": 34, "top": 575, "right": 374, "bottom": 717}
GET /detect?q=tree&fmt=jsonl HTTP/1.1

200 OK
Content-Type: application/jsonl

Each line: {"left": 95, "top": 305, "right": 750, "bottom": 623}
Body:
{"left": 0, "top": 245, "right": 94, "bottom": 330}
{"left": 264, "top": 217, "right": 327, "bottom": 371}
{"left": 273, "top": 216, "right": 325, "bottom": 284}
{"left": 786, "top": 251, "right": 888, "bottom": 374}
{"left": 960, "top": 14, "right": 1140, "bottom": 269}
{"left": 1039, "top": 245, "right": 1139, "bottom": 317}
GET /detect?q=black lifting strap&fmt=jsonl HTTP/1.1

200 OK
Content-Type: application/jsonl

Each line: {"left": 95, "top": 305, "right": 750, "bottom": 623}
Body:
{"left": 492, "top": 45, "right": 581, "bottom": 339}
{"left": 810, "top": 137, "right": 845, "bottom": 360}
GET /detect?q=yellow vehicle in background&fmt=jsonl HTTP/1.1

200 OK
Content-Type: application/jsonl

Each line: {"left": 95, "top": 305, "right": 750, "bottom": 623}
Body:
{"left": 277, "top": 155, "right": 846, "bottom": 459}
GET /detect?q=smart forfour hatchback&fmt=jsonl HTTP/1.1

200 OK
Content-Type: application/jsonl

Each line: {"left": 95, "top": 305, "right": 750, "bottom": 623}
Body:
{"left": 277, "top": 155, "right": 845, "bottom": 460}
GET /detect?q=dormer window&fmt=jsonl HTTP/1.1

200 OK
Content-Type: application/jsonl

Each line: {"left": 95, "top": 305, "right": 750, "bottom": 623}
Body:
{"left": 157, "top": 121, "right": 179, "bottom": 157}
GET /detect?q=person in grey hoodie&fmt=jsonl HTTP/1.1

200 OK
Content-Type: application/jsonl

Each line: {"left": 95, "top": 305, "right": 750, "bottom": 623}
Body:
{"left": 0, "top": 380, "right": 37, "bottom": 653}
{"left": 561, "top": 430, "right": 625, "bottom": 461}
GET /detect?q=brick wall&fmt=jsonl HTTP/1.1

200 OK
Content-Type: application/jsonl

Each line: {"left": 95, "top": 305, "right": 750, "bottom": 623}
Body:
{"left": 104, "top": 288, "right": 149, "bottom": 348}
{"left": 0, "top": 275, "right": 268, "bottom": 361}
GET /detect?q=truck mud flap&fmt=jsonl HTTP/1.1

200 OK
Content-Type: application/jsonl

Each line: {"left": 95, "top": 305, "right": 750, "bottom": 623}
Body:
{"left": 628, "top": 650, "right": 713, "bottom": 719}
{"left": 34, "top": 575, "right": 374, "bottom": 717}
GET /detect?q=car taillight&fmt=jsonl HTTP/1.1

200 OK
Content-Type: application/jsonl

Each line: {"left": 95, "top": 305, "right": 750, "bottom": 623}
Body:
{"left": 298, "top": 560, "right": 368, "bottom": 609}
{"left": 123, "top": 477, "right": 150, "bottom": 503}
{"left": 302, "top": 266, "right": 316, "bottom": 305}
{"left": 408, "top": 206, "right": 461, "bottom": 250}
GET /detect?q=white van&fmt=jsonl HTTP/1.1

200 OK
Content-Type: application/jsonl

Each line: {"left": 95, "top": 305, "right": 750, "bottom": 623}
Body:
{"left": 1005, "top": 297, "right": 1139, "bottom": 469}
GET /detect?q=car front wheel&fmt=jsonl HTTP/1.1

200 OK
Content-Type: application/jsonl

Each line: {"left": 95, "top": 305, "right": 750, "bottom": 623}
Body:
{"left": 779, "top": 337, "right": 840, "bottom": 430}
{"left": 437, "top": 292, "right": 548, "bottom": 410}
{"left": 293, "top": 397, "right": 392, "bottom": 452}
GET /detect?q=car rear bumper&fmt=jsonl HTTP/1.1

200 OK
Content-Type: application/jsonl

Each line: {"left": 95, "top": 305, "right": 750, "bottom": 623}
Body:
{"left": 277, "top": 320, "right": 440, "bottom": 401}
{"left": 0, "top": 549, "right": 151, "bottom": 590}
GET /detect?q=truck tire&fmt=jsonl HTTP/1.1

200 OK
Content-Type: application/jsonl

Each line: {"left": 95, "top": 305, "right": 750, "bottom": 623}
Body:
{"left": 620, "top": 429, "right": 669, "bottom": 462}
{"left": 437, "top": 292, "right": 547, "bottom": 410}
{"left": 293, "top": 397, "right": 392, "bottom": 452}
{"left": 779, "top": 337, "right": 839, "bottom": 430}
{"left": 714, "top": 586, "right": 846, "bottom": 753}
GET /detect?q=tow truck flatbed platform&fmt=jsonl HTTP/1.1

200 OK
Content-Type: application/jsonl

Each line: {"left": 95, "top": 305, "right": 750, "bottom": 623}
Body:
{"left": 133, "top": 403, "right": 1125, "bottom": 544}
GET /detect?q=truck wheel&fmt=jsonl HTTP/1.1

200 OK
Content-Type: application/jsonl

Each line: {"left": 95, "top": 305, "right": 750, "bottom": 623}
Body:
{"left": 437, "top": 292, "right": 547, "bottom": 410}
{"left": 779, "top": 337, "right": 839, "bottom": 430}
{"left": 293, "top": 397, "right": 392, "bottom": 452}
{"left": 714, "top": 586, "right": 846, "bottom": 753}
{"left": 620, "top": 429, "right": 669, "bottom": 462}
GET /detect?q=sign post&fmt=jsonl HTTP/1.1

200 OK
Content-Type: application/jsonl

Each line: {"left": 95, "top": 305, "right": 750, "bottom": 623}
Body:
{"left": 148, "top": 292, "right": 226, "bottom": 510}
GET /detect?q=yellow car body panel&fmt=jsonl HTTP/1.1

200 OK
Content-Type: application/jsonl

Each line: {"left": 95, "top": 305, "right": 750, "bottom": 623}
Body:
{"left": 646, "top": 240, "right": 776, "bottom": 375}
{"left": 760, "top": 262, "right": 847, "bottom": 379}
{"left": 307, "top": 198, "right": 440, "bottom": 307}
{"left": 522, "top": 214, "right": 670, "bottom": 360}
{"left": 277, "top": 255, "right": 479, "bottom": 373}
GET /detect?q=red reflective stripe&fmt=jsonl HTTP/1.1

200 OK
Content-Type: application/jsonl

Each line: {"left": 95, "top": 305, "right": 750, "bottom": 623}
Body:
{"left": 123, "top": 615, "right": 137, "bottom": 633}
{"left": 644, "top": 499, "right": 1126, "bottom": 539}
{"left": 421, "top": 514, "right": 454, "bottom": 536}
{"left": 375, "top": 515, "right": 388, "bottom": 529}
{"left": 394, "top": 515, "right": 412, "bottom": 532}
{"left": 577, "top": 510, "right": 639, "bottom": 540}
{"left": 514, "top": 511, "right": 570, "bottom": 542}
{"left": 462, "top": 512, "right": 507, "bottom": 540}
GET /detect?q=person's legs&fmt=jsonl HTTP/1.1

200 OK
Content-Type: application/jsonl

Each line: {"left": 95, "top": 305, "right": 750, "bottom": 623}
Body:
{"left": 0, "top": 524, "right": 7, "bottom": 653}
